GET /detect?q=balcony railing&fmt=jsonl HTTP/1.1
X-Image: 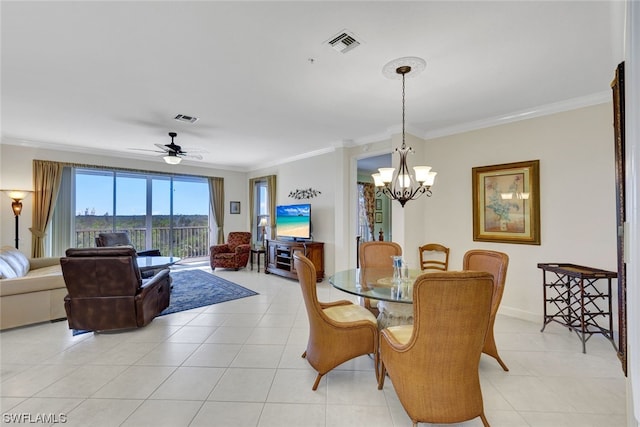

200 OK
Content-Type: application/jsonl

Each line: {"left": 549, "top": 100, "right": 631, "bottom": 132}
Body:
{"left": 75, "top": 226, "right": 210, "bottom": 258}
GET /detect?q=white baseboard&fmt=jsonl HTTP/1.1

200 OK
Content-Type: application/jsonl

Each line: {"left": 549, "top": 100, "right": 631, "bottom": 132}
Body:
{"left": 498, "top": 306, "right": 541, "bottom": 324}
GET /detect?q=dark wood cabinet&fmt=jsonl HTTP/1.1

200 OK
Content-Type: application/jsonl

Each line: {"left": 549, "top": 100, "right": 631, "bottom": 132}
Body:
{"left": 265, "top": 239, "right": 324, "bottom": 281}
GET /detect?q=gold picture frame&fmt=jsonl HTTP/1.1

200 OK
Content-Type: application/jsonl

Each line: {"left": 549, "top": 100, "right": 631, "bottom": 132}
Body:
{"left": 472, "top": 160, "right": 540, "bottom": 245}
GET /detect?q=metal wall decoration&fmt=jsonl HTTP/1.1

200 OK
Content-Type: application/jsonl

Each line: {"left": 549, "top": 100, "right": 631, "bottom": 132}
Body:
{"left": 288, "top": 188, "right": 321, "bottom": 200}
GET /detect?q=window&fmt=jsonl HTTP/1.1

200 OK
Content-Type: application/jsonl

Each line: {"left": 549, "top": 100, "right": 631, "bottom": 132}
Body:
{"left": 72, "top": 168, "right": 210, "bottom": 258}
{"left": 254, "top": 180, "right": 268, "bottom": 245}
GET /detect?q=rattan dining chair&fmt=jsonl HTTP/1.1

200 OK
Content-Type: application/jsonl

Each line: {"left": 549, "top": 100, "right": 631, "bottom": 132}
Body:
{"left": 463, "top": 249, "right": 510, "bottom": 371}
{"left": 418, "top": 243, "right": 450, "bottom": 271}
{"left": 378, "top": 271, "right": 495, "bottom": 427}
{"left": 358, "top": 241, "right": 402, "bottom": 317}
{"left": 294, "top": 253, "right": 379, "bottom": 390}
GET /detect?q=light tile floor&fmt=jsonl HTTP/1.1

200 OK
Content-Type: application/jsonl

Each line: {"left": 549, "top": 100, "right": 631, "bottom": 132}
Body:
{"left": 0, "top": 266, "right": 627, "bottom": 426}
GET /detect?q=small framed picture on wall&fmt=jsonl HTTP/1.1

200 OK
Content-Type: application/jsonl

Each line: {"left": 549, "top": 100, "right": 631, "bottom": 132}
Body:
{"left": 375, "top": 199, "right": 382, "bottom": 211}
{"left": 230, "top": 201, "right": 241, "bottom": 214}
{"left": 375, "top": 212, "right": 383, "bottom": 223}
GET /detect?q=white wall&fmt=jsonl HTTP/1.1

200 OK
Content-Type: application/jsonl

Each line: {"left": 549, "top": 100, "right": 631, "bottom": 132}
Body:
{"left": 250, "top": 150, "right": 338, "bottom": 275}
{"left": 0, "top": 143, "right": 248, "bottom": 256}
{"left": 420, "top": 103, "right": 617, "bottom": 322}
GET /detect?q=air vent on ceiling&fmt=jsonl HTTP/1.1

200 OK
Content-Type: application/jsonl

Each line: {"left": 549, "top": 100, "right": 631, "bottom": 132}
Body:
{"left": 327, "top": 30, "right": 361, "bottom": 54}
{"left": 174, "top": 114, "right": 198, "bottom": 124}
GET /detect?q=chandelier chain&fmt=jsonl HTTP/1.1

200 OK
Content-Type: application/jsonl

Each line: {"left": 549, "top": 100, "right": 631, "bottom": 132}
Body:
{"left": 402, "top": 71, "right": 406, "bottom": 149}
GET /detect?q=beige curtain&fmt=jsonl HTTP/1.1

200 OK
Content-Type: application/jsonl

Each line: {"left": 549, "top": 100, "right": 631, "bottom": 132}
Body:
{"left": 266, "top": 175, "right": 277, "bottom": 239}
{"left": 362, "top": 183, "right": 376, "bottom": 240}
{"left": 209, "top": 177, "right": 225, "bottom": 244}
{"left": 249, "top": 175, "right": 277, "bottom": 242}
{"left": 30, "top": 160, "right": 64, "bottom": 257}
{"left": 249, "top": 177, "right": 258, "bottom": 241}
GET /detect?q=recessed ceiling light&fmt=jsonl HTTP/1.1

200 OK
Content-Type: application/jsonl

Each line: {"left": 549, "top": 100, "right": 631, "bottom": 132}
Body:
{"left": 174, "top": 114, "right": 198, "bottom": 124}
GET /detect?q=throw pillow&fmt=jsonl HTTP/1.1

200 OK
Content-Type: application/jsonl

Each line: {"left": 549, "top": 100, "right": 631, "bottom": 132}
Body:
{"left": 0, "top": 257, "right": 18, "bottom": 279}
{"left": 0, "top": 246, "right": 29, "bottom": 277}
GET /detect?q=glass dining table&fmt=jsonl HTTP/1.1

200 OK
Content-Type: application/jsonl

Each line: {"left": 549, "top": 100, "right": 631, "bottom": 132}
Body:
{"left": 329, "top": 268, "right": 422, "bottom": 329}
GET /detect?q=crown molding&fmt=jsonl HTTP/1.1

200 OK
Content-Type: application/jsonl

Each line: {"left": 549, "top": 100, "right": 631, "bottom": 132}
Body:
{"left": 422, "top": 91, "right": 611, "bottom": 140}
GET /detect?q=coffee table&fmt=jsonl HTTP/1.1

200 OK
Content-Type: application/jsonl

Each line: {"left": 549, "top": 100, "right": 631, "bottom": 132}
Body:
{"left": 137, "top": 256, "right": 181, "bottom": 277}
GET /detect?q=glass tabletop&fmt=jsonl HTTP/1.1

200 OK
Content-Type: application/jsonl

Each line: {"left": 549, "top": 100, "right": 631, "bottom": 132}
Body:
{"left": 329, "top": 268, "right": 423, "bottom": 304}
{"left": 136, "top": 256, "right": 181, "bottom": 269}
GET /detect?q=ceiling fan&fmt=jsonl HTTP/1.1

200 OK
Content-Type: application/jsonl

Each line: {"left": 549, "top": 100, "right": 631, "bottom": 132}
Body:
{"left": 134, "top": 132, "right": 203, "bottom": 164}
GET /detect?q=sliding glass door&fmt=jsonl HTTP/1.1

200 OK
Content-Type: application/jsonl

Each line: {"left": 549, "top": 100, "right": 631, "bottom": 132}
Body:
{"left": 74, "top": 168, "right": 209, "bottom": 258}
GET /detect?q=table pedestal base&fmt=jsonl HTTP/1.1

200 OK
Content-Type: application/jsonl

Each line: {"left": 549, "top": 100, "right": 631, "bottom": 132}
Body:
{"left": 377, "top": 301, "right": 413, "bottom": 329}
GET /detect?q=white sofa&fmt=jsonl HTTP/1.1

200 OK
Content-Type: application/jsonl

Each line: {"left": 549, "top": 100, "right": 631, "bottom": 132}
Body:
{"left": 0, "top": 246, "right": 67, "bottom": 330}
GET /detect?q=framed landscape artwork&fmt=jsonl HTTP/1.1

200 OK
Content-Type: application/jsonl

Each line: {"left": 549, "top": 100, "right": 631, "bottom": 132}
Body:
{"left": 472, "top": 160, "right": 540, "bottom": 245}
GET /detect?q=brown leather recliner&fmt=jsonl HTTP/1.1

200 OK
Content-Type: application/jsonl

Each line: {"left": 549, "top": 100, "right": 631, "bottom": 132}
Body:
{"left": 61, "top": 247, "right": 171, "bottom": 332}
{"left": 95, "top": 231, "right": 162, "bottom": 257}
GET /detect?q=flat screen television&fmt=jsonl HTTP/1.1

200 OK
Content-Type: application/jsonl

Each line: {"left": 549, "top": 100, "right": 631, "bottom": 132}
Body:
{"left": 275, "top": 203, "right": 311, "bottom": 240}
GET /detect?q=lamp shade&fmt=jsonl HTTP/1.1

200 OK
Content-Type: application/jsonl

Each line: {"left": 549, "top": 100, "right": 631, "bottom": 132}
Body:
{"left": 378, "top": 168, "right": 395, "bottom": 183}
{"left": 4, "top": 190, "right": 30, "bottom": 201}
{"left": 424, "top": 171, "right": 437, "bottom": 186}
{"left": 372, "top": 173, "right": 385, "bottom": 187}
{"left": 164, "top": 154, "right": 182, "bottom": 165}
{"left": 413, "top": 166, "right": 432, "bottom": 183}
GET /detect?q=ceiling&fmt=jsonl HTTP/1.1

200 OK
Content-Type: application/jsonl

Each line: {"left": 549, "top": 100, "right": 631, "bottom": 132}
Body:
{"left": 1, "top": 1, "right": 625, "bottom": 171}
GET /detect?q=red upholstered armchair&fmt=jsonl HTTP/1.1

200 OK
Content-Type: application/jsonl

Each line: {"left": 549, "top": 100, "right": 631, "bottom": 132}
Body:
{"left": 210, "top": 232, "right": 252, "bottom": 271}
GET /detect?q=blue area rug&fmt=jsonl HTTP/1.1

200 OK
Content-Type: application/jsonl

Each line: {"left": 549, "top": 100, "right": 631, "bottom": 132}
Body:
{"left": 160, "top": 269, "right": 258, "bottom": 315}
{"left": 72, "top": 269, "right": 257, "bottom": 334}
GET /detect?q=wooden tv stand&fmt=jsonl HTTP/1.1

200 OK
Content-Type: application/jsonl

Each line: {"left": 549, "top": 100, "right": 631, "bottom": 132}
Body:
{"left": 265, "top": 239, "right": 324, "bottom": 282}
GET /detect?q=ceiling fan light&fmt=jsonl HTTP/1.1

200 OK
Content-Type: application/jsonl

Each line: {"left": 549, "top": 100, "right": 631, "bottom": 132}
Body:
{"left": 164, "top": 154, "right": 182, "bottom": 165}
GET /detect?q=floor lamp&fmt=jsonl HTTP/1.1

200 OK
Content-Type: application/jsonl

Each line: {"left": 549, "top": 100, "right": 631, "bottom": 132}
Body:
{"left": 3, "top": 190, "right": 30, "bottom": 249}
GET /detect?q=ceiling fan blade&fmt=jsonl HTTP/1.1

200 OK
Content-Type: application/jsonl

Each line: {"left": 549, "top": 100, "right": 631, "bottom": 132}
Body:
{"left": 129, "top": 148, "right": 166, "bottom": 153}
{"left": 154, "top": 143, "right": 170, "bottom": 152}
{"left": 184, "top": 153, "right": 203, "bottom": 160}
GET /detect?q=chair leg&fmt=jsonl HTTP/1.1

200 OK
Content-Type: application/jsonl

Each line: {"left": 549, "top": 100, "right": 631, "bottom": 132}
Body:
{"left": 373, "top": 351, "right": 380, "bottom": 384}
{"left": 301, "top": 350, "right": 307, "bottom": 358}
{"left": 483, "top": 334, "right": 509, "bottom": 371}
{"left": 312, "top": 373, "right": 323, "bottom": 391}
{"left": 377, "top": 362, "right": 386, "bottom": 390}
{"left": 495, "top": 354, "right": 509, "bottom": 372}
{"left": 480, "top": 412, "right": 490, "bottom": 426}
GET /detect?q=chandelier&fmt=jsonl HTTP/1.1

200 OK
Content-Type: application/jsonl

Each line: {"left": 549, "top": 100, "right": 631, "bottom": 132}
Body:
{"left": 373, "top": 57, "right": 436, "bottom": 208}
